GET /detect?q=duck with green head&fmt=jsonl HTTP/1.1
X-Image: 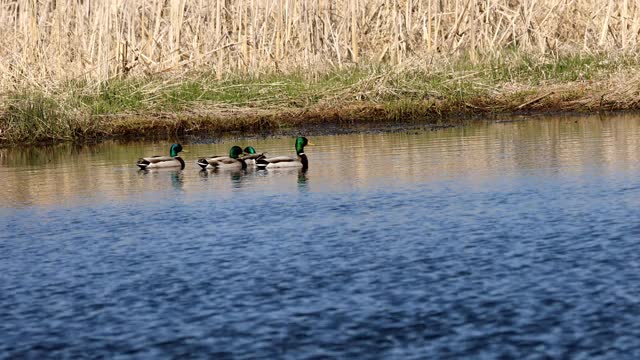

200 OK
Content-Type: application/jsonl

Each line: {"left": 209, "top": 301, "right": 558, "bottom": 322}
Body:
{"left": 197, "top": 146, "right": 247, "bottom": 170}
{"left": 240, "top": 146, "right": 266, "bottom": 167}
{"left": 256, "top": 137, "right": 313, "bottom": 170}
{"left": 136, "top": 143, "right": 186, "bottom": 170}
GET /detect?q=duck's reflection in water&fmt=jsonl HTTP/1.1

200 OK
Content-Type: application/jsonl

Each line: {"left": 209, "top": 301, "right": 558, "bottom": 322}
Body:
{"left": 170, "top": 171, "right": 184, "bottom": 191}
{"left": 138, "top": 168, "right": 184, "bottom": 191}
{"left": 229, "top": 170, "right": 245, "bottom": 189}
{"left": 199, "top": 168, "right": 247, "bottom": 189}
{"left": 297, "top": 169, "right": 309, "bottom": 191}
{"left": 256, "top": 167, "right": 309, "bottom": 192}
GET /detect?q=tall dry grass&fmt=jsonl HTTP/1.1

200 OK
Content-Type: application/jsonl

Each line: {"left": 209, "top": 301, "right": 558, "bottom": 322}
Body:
{"left": 1, "top": 0, "right": 640, "bottom": 90}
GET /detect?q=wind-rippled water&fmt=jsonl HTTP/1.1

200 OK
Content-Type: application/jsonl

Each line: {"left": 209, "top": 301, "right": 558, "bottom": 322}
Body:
{"left": 2, "top": 115, "right": 640, "bottom": 358}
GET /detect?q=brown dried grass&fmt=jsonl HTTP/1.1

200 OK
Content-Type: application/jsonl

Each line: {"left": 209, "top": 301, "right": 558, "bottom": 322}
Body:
{"left": 2, "top": 0, "right": 640, "bottom": 90}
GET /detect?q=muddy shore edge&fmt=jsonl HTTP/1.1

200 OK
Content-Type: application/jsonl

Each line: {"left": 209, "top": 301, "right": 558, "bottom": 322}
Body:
{"left": 3, "top": 98, "right": 636, "bottom": 148}
{"left": 81, "top": 101, "right": 638, "bottom": 143}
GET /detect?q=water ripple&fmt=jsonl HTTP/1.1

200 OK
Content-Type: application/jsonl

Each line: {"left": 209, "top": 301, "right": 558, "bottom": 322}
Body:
{"left": 3, "top": 115, "right": 640, "bottom": 358}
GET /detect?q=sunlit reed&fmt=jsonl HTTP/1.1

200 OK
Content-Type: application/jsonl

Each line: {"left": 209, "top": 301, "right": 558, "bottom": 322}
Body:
{"left": 2, "top": 0, "right": 640, "bottom": 90}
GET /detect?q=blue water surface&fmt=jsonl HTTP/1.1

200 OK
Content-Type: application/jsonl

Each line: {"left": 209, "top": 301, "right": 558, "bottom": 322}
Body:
{"left": 2, "top": 116, "right": 640, "bottom": 358}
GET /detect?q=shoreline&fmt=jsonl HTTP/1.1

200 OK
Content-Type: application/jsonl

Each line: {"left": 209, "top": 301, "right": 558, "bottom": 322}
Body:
{"left": 84, "top": 102, "right": 640, "bottom": 141}
{"left": 3, "top": 54, "right": 640, "bottom": 146}
{"left": 3, "top": 101, "right": 639, "bottom": 149}
{"left": 1, "top": 104, "right": 636, "bottom": 149}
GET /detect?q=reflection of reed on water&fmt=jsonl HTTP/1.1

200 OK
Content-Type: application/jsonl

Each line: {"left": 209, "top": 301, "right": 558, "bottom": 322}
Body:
{"left": 3, "top": 114, "right": 640, "bottom": 208}
{"left": 0, "top": 143, "right": 85, "bottom": 167}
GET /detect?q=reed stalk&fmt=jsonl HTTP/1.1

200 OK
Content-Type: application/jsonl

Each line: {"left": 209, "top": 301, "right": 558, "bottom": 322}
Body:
{"left": 1, "top": 0, "right": 640, "bottom": 91}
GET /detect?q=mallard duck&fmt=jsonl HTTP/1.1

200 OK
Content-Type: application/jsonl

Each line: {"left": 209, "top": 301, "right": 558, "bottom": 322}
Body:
{"left": 241, "top": 146, "right": 266, "bottom": 167}
{"left": 136, "top": 143, "right": 186, "bottom": 170}
{"left": 256, "top": 137, "right": 313, "bottom": 170}
{"left": 197, "top": 146, "right": 247, "bottom": 170}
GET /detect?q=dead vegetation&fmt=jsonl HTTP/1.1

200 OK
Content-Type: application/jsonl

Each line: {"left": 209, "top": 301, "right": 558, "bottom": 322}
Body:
{"left": 2, "top": 0, "right": 640, "bottom": 144}
{"left": 3, "top": 0, "right": 640, "bottom": 86}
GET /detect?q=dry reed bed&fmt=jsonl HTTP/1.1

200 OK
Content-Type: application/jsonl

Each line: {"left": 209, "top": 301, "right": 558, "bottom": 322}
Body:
{"left": 2, "top": 0, "right": 640, "bottom": 88}
{"left": 3, "top": 0, "right": 640, "bottom": 144}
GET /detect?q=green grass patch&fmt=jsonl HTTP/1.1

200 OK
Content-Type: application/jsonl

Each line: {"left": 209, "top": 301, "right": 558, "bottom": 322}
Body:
{"left": 2, "top": 92, "right": 96, "bottom": 143}
{"left": 2, "top": 51, "right": 640, "bottom": 145}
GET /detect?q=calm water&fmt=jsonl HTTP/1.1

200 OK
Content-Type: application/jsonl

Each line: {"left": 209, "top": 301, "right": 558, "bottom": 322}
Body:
{"left": 2, "top": 115, "right": 640, "bottom": 358}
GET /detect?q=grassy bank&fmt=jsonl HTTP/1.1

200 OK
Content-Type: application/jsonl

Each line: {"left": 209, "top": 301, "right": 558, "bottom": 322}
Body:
{"left": 4, "top": 0, "right": 640, "bottom": 145}
{"left": 2, "top": 52, "right": 640, "bottom": 145}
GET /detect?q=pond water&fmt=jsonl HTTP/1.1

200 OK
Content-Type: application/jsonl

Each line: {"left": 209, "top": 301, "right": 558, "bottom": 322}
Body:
{"left": 2, "top": 114, "right": 640, "bottom": 358}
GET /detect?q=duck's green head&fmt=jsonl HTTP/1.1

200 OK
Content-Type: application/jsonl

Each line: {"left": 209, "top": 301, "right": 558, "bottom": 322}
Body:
{"left": 169, "top": 143, "right": 183, "bottom": 157}
{"left": 295, "top": 137, "right": 313, "bottom": 155}
{"left": 229, "top": 146, "right": 244, "bottom": 159}
{"left": 244, "top": 146, "right": 257, "bottom": 155}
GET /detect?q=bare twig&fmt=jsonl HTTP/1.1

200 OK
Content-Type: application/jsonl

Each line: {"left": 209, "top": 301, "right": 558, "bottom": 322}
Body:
{"left": 517, "top": 91, "right": 555, "bottom": 109}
